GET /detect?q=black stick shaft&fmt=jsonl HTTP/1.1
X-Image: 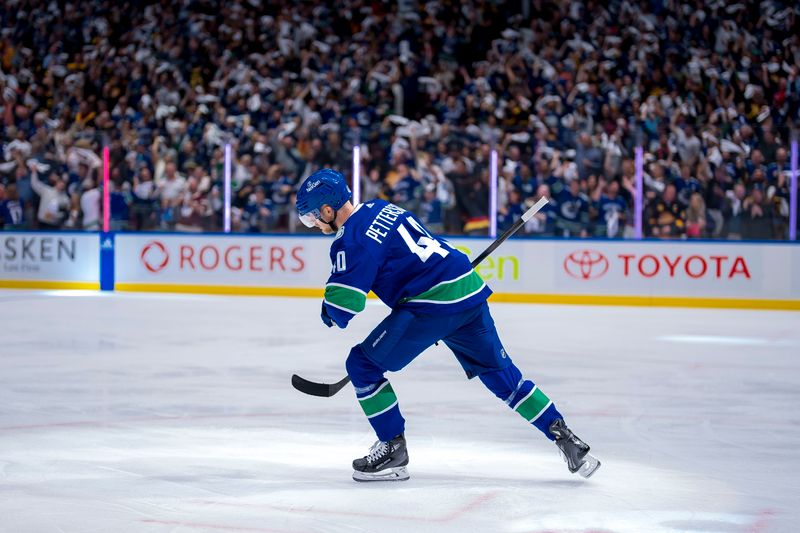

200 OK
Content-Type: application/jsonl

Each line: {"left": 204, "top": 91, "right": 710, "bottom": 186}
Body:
{"left": 469, "top": 197, "right": 548, "bottom": 267}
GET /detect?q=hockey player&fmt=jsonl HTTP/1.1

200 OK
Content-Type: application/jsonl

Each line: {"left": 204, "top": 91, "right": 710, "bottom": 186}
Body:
{"left": 296, "top": 168, "right": 600, "bottom": 482}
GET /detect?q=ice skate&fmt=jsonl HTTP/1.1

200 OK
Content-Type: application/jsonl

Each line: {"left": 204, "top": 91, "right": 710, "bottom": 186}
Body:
{"left": 549, "top": 419, "right": 600, "bottom": 478}
{"left": 352, "top": 434, "right": 410, "bottom": 482}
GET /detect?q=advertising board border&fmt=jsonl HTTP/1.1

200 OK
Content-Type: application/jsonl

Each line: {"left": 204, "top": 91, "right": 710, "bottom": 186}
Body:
{"left": 113, "top": 282, "right": 800, "bottom": 311}
{"left": 0, "top": 280, "right": 100, "bottom": 290}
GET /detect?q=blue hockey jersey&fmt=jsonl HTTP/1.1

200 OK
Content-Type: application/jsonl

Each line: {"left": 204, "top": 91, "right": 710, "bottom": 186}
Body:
{"left": 322, "top": 200, "right": 491, "bottom": 328}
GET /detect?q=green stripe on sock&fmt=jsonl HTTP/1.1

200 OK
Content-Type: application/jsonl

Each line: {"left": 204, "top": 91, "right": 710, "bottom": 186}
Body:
{"left": 359, "top": 382, "right": 398, "bottom": 418}
{"left": 515, "top": 387, "right": 550, "bottom": 421}
{"left": 403, "top": 270, "right": 485, "bottom": 304}
{"left": 325, "top": 284, "right": 366, "bottom": 313}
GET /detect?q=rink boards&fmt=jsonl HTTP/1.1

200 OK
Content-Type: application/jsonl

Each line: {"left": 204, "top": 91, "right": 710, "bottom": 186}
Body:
{"left": 1, "top": 231, "right": 799, "bottom": 310}
{"left": 0, "top": 231, "right": 100, "bottom": 290}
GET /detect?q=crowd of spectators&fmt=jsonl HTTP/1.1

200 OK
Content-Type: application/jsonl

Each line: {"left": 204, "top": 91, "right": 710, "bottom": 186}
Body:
{"left": 0, "top": 0, "right": 798, "bottom": 240}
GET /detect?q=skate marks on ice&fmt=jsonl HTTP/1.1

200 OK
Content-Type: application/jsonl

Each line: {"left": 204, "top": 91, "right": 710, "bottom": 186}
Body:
{"left": 0, "top": 292, "right": 797, "bottom": 532}
{"left": 0, "top": 423, "right": 766, "bottom": 533}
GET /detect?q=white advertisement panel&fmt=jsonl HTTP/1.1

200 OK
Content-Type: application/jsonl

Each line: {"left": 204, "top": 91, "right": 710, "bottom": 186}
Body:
{"left": 115, "top": 234, "right": 331, "bottom": 290}
{"left": 0, "top": 232, "right": 99, "bottom": 287}
{"left": 448, "top": 239, "right": 798, "bottom": 301}
{"left": 113, "top": 233, "right": 800, "bottom": 308}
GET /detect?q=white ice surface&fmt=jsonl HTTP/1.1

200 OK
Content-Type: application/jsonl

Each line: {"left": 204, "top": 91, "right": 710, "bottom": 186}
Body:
{"left": 0, "top": 290, "right": 798, "bottom": 533}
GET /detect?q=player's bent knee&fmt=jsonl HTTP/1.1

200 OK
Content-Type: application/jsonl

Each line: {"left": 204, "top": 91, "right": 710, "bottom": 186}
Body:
{"left": 344, "top": 345, "right": 365, "bottom": 377}
{"left": 478, "top": 364, "right": 524, "bottom": 401}
{"left": 345, "top": 345, "right": 384, "bottom": 386}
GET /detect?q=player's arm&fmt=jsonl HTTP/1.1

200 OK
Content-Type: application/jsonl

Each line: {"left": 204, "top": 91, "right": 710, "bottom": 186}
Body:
{"left": 321, "top": 242, "right": 378, "bottom": 329}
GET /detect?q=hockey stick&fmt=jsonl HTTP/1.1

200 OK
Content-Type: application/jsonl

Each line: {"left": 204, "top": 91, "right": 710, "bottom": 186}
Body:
{"left": 291, "top": 197, "right": 549, "bottom": 397}
{"left": 470, "top": 196, "right": 548, "bottom": 267}
{"left": 291, "top": 373, "right": 353, "bottom": 397}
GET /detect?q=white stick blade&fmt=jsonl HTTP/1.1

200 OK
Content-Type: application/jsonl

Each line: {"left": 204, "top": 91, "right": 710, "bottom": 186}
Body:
{"left": 521, "top": 197, "right": 549, "bottom": 222}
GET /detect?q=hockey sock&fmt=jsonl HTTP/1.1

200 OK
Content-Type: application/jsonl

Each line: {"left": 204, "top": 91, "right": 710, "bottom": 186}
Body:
{"left": 355, "top": 379, "right": 405, "bottom": 442}
{"left": 346, "top": 345, "right": 406, "bottom": 442}
{"left": 479, "top": 364, "right": 562, "bottom": 440}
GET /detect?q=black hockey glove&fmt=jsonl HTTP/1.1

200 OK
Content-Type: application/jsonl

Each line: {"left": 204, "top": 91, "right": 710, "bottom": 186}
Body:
{"left": 320, "top": 301, "right": 334, "bottom": 328}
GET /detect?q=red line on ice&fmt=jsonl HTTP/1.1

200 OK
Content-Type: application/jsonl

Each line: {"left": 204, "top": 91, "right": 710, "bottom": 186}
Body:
{"left": 196, "top": 491, "right": 499, "bottom": 523}
{"left": 747, "top": 508, "right": 776, "bottom": 533}
{"left": 437, "top": 491, "right": 501, "bottom": 522}
{"left": 518, "top": 529, "right": 616, "bottom": 533}
{"left": 140, "top": 518, "right": 308, "bottom": 533}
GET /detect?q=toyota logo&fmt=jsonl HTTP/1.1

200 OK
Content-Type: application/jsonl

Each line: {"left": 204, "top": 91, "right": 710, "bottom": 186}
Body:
{"left": 141, "top": 241, "right": 169, "bottom": 273}
{"left": 564, "top": 250, "right": 609, "bottom": 280}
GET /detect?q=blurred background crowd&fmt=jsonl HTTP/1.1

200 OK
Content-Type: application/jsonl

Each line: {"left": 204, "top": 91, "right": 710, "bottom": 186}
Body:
{"left": 0, "top": 0, "right": 798, "bottom": 239}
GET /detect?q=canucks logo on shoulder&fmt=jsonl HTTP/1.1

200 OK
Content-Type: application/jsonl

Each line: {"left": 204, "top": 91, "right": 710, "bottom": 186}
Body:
{"left": 321, "top": 199, "right": 492, "bottom": 329}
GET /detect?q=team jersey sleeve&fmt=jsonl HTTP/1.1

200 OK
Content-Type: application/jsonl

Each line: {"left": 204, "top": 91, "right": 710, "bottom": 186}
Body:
{"left": 322, "top": 241, "right": 379, "bottom": 329}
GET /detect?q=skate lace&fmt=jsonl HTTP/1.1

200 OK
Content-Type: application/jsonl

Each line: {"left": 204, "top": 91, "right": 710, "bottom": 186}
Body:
{"left": 365, "top": 440, "right": 390, "bottom": 464}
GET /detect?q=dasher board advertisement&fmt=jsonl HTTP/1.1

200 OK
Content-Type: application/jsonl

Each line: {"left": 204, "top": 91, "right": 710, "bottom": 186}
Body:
{"left": 0, "top": 232, "right": 100, "bottom": 289}
{"left": 114, "top": 233, "right": 799, "bottom": 309}
{"left": 449, "top": 238, "right": 798, "bottom": 307}
{"left": 115, "top": 234, "right": 328, "bottom": 294}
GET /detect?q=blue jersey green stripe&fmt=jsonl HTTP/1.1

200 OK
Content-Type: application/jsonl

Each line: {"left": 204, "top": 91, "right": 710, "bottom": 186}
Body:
{"left": 359, "top": 381, "right": 398, "bottom": 418}
{"left": 325, "top": 283, "right": 367, "bottom": 313}
{"left": 514, "top": 386, "right": 551, "bottom": 422}
{"left": 401, "top": 270, "right": 485, "bottom": 304}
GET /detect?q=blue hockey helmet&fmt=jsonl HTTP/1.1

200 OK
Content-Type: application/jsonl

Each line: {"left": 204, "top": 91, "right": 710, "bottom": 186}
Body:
{"left": 296, "top": 169, "right": 352, "bottom": 228}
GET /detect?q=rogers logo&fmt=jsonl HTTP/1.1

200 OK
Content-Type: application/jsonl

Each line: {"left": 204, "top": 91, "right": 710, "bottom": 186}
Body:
{"left": 564, "top": 250, "right": 609, "bottom": 280}
{"left": 141, "top": 241, "right": 170, "bottom": 273}
{"left": 138, "top": 241, "right": 306, "bottom": 274}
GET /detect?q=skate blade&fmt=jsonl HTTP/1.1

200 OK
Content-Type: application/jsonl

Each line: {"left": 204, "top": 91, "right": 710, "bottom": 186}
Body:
{"left": 578, "top": 454, "right": 601, "bottom": 478}
{"left": 352, "top": 466, "right": 410, "bottom": 482}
